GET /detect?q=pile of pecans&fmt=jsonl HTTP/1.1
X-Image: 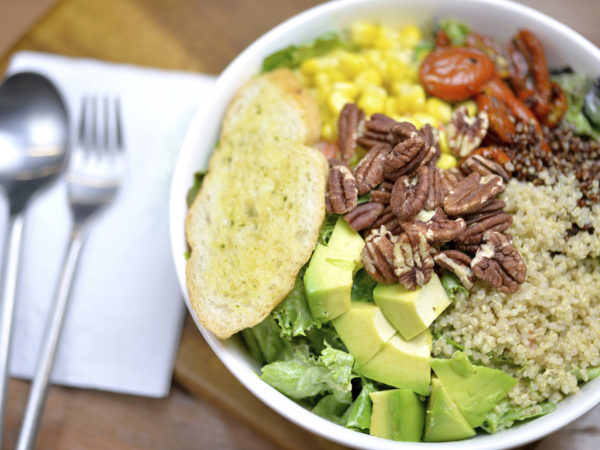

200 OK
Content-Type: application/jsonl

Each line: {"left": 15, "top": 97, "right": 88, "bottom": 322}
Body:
{"left": 325, "top": 103, "right": 527, "bottom": 294}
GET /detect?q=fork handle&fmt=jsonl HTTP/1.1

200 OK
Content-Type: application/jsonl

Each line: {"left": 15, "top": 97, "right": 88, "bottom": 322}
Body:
{"left": 16, "top": 229, "right": 85, "bottom": 450}
{"left": 0, "top": 213, "right": 25, "bottom": 443}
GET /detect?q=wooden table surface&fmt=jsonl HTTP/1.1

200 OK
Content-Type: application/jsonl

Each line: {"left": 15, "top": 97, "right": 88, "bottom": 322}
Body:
{"left": 2, "top": 0, "right": 600, "bottom": 449}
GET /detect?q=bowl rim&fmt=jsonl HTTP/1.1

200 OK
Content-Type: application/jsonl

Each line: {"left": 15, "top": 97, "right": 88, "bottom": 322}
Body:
{"left": 170, "top": 0, "right": 600, "bottom": 448}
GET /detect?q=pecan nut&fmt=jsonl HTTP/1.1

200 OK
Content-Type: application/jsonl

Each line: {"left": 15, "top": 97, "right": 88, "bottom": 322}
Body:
{"left": 393, "top": 231, "right": 434, "bottom": 290}
{"left": 402, "top": 208, "right": 467, "bottom": 246}
{"left": 362, "top": 229, "right": 398, "bottom": 284}
{"left": 440, "top": 168, "right": 464, "bottom": 195}
{"left": 425, "top": 166, "right": 444, "bottom": 210}
{"left": 433, "top": 250, "right": 476, "bottom": 289}
{"left": 455, "top": 211, "right": 513, "bottom": 245}
{"left": 443, "top": 172, "right": 505, "bottom": 216}
{"left": 460, "top": 154, "right": 510, "bottom": 182}
{"left": 338, "top": 103, "right": 365, "bottom": 161}
{"left": 471, "top": 231, "right": 527, "bottom": 293}
{"left": 420, "top": 123, "right": 441, "bottom": 168}
{"left": 446, "top": 106, "right": 489, "bottom": 158}
{"left": 345, "top": 202, "right": 385, "bottom": 231}
{"left": 357, "top": 114, "right": 402, "bottom": 148}
{"left": 390, "top": 165, "right": 430, "bottom": 220}
{"left": 326, "top": 165, "right": 358, "bottom": 214}
{"left": 353, "top": 144, "right": 389, "bottom": 195}
{"left": 460, "top": 199, "right": 506, "bottom": 223}
{"left": 363, "top": 205, "right": 402, "bottom": 237}
{"left": 384, "top": 131, "right": 426, "bottom": 178}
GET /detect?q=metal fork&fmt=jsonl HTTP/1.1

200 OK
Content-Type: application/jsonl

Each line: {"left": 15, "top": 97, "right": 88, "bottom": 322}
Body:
{"left": 16, "top": 96, "right": 125, "bottom": 450}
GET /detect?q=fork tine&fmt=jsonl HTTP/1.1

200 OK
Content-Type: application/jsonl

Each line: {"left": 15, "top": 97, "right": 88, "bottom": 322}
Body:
{"left": 114, "top": 97, "right": 123, "bottom": 151}
{"left": 103, "top": 96, "right": 110, "bottom": 152}
{"left": 78, "top": 96, "right": 87, "bottom": 148}
{"left": 90, "top": 96, "right": 97, "bottom": 153}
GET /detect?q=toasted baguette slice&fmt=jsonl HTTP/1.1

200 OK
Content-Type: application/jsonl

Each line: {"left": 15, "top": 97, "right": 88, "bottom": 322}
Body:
{"left": 185, "top": 69, "right": 327, "bottom": 339}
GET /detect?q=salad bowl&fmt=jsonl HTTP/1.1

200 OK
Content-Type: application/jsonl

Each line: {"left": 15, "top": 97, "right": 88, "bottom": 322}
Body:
{"left": 170, "top": 0, "right": 600, "bottom": 448}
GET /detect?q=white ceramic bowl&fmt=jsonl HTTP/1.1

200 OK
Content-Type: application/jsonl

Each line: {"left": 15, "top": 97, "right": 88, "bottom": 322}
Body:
{"left": 170, "top": 0, "right": 600, "bottom": 448}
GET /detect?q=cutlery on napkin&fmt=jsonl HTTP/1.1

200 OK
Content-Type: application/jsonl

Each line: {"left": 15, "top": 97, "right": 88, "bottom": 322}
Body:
{"left": 3, "top": 51, "right": 215, "bottom": 397}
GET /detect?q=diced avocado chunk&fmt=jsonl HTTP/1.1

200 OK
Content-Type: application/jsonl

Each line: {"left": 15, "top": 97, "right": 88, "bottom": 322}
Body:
{"left": 327, "top": 217, "right": 365, "bottom": 272}
{"left": 332, "top": 302, "right": 396, "bottom": 366}
{"left": 424, "top": 378, "right": 476, "bottom": 442}
{"left": 369, "top": 389, "right": 425, "bottom": 442}
{"left": 304, "top": 244, "right": 353, "bottom": 322}
{"left": 355, "top": 330, "right": 432, "bottom": 395}
{"left": 431, "top": 351, "right": 518, "bottom": 428}
{"left": 373, "top": 273, "right": 452, "bottom": 340}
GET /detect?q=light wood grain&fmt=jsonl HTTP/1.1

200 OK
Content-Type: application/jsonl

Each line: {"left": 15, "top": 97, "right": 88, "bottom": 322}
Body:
{"left": 1, "top": 0, "right": 600, "bottom": 449}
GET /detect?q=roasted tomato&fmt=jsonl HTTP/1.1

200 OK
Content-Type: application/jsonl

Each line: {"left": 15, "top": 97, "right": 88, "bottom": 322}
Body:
{"left": 419, "top": 47, "right": 495, "bottom": 101}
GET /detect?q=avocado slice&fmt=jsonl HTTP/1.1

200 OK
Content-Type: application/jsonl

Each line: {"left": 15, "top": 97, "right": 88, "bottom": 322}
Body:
{"left": 424, "top": 377, "right": 476, "bottom": 442}
{"left": 431, "top": 351, "right": 518, "bottom": 428}
{"left": 355, "top": 330, "right": 432, "bottom": 395}
{"left": 327, "top": 217, "right": 365, "bottom": 272}
{"left": 369, "top": 389, "right": 425, "bottom": 442}
{"left": 373, "top": 273, "right": 452, "bottom": 340}
{"left": 332, "top": 302, "right": 396, "bottom": 366}
{"left": 304, "top": 244, "right": 353, "bottom": 322}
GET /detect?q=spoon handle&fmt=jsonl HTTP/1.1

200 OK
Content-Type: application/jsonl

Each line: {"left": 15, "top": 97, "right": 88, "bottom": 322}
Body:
{"left": 16, "top": 228, "right": 85, "bottom": 450}
{"left": 0, "top": 212, "right": 25, "bottom": 443}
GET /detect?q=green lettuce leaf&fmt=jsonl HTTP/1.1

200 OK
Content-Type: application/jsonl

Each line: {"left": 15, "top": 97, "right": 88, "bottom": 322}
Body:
{"left": 351, "top": 269, "right": 377, "bottom": 303}
{"left": 481, "top": 399, "right": 556, "bottom": 433}
{"left": 344, "top": 381, "right": 377, "bottom": 431}
{"left": 260, "top": 344, "right": 354, "bottom": 403}
{"left": 312, "top": 394, "right": 351, "bottom": 424}
{"left": 261, "top": 31, "right": 354, "bottom": 73}
{"left": 318, "top": 214, "right": 339, "bottom": 246}
{"left": 272, "top": 276, "right": 315, "bottom": 338}
{"left": 241, "top": 315, "right": 292, "bottom": 364}
{"left": 186, "top": 170, "right": 207, "bottom": 207}
{"left": 305, "top": 322, "right": 348, "bottom": 355}
{"left": 552, "top": 72, "right": 600, "bottom": 139}
{"left": 441, "top": 270, "right": 468, "bottom": 300}
{"left": 571, "top": 366, "right": 600, "bottom": 382}
{"left": 439, "top": 18, "right": 471, "bottom": 46}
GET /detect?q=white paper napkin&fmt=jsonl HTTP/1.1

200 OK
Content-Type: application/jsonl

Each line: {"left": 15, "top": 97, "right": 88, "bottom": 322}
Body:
{"left": 3, "top": 51, "right": 215, "bottom": 397}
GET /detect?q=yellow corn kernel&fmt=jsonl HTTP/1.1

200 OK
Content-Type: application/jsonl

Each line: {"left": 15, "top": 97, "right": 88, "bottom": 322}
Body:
{"left": 350, "top": 22, "right": 379, "bottom": 47}
{"left": 328, "top": 91, "right": 353, "bottom": 116}
{"left": 300, "top": 57, "right": 338, "bottom": 76}
{"left": 412, "top": 112, "right": 439, "bottom": 128}
{"left": 314, "top": 72, "right": 330, "bottom": 90}
{"left": 358, "top": 85, "right": 387, "bottom": 116}
{"left": 398, "top": 25, "right": 422, "bottom": 49}
{"left": 426, "top": 98, "right": 453, "bottom": 124}
{"left": 321, "top": 121, "right": 337, "bottom": 142}
{"left": 437, "top": 153, "right": 459, "bottom": 170}
{"left": 394, "top": 83, "right": 426, "bottom": 113}
{"left": 326, "top": 70, "right": 346, "bottom": 83}
{"left": 374, "top": 27, "right": 399, "bottom": 49}
{"left": 332, "top": 82, "right": 359, "bottom": 100}
{"left": 364, "top": 49, "right": 384, "bottom": 65}
{"left": 355, "top": 68, "right": 382, "bottom": 89}
{"left": 439, "top": 129, "right": 451, "bottom": 154}
{"left": 384, "top": 97, "right": 397, "bottom": 117}
{"left": 339, "top": 52, "right": 367, "bottom": 78}
{"left": 455, "top": 100, "right": 478, "bottom": 117}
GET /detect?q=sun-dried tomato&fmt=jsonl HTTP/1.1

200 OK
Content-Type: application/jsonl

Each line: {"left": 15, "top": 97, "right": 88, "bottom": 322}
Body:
{"left": 419, "top": 47, "right": 495, "bottom": 101}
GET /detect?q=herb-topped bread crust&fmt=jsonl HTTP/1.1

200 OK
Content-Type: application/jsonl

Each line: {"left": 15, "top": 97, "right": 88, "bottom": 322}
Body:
{"left": 185, "top": 69, "right": 327, "bottom": 339}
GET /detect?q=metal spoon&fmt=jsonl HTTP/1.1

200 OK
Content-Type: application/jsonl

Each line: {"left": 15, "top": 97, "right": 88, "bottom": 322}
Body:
{"left": 0, "top": 72, "right": 69, "bottom": 441}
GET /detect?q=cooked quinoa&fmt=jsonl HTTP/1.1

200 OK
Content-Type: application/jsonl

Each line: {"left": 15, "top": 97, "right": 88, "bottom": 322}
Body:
{"left": 432, "top": 173, "right": 600, "bottom": 409}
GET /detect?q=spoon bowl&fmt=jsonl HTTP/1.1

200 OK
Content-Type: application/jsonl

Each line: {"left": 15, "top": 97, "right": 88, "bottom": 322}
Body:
{"left": 0, "top": 72, "right": 69, "bottom": 211}
{"left": 0, "top": 71, "right": 69, "bottom": 441}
